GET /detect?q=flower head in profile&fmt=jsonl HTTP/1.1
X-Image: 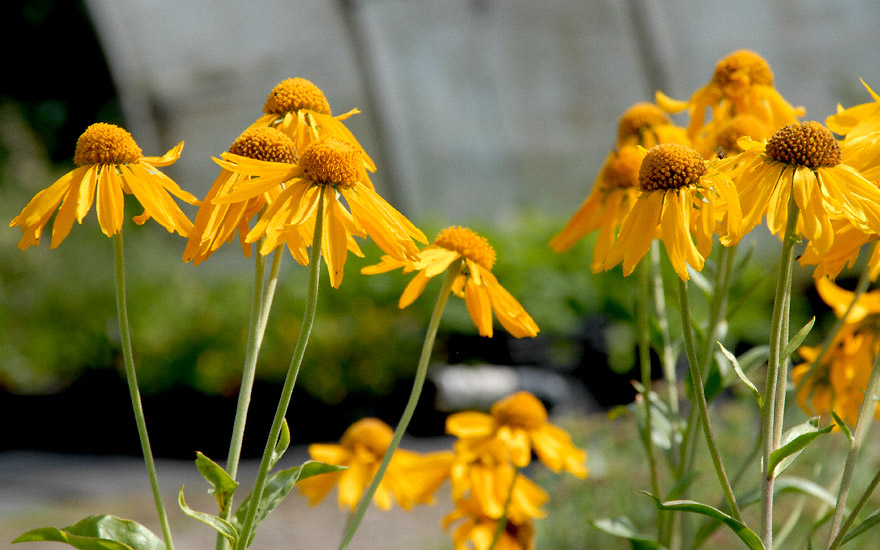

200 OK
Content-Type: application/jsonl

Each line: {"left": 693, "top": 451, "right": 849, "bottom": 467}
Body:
{"left": 446, "top": 391, "right": 587, "bottom": 476}
{"left": 717, "top": 121, "right": 880, "bottom": 256}
{"left": 213, "top": 135, "right": 426, "bottom": 287}
{"left": 183, "top": 127, "right": 299, "bottom": 265}
{"left": 826, "top": 81, "right": 880, "bottom": 183}
{"left": 602, "top": 143, "right": 742, "bottom": 280}
{"left": 297, "top": 418, "right": 453, "bottom": 511}
{"left": 250, "top": 77, "right": 375, "bottom": 172}
{"left": 362, "top": 226, "right": 539, "bottom": 338}
{"left": 11, "top": 123, "right": 197, "bottom": 249}
{"left": 615, "top": 102, "right": 689, "bottom": 149}
{"left": 656, "top": 50, "right": 803, "bottom": 144}
{"left": 444, "top": 497, "right": 536, "bottom": 550}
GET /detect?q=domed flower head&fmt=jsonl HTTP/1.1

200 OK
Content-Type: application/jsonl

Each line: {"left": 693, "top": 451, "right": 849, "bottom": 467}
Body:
{"left": 297, "top": 417, "right": 453, "bottom": 511}
{"left": 602, "top": 143, "right": 742, "bottom": 281}
{"left": 444, "top": 497, "right": 536, "bottom": 550}
{"left": 446, "top": 391, "right": 587, "bottom": 476}
{"left": 213, "top": 135, "right": 426, "bottom": 287}
{"left": 657, "top": 50, "right": 803, "bottom": 143}
{"left": 718, "top": 121, "right": 880, "bottom": 256}
{"left": 698, "top": 113, "right": 776, "bottom": 159}
{"left": 615, "top": 102, "right": 690, "bottom": 149}
{"left": 183, "top": 127, "right": 301, "bottom": 265}
{"left": 250, "top": 77, "right": 375, "bottom": 172}
{"left": 11, "top": 123, "right": 197, "bottom": 249}
{"left": 362, "top": 226, "right": 539, "bottom": 338}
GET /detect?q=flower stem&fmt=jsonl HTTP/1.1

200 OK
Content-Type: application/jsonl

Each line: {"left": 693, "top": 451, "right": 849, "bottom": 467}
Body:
{"left": 760, "top": 192, "right": 800, "bottom": 550}
{"left": 488, "top": 466, "right": 521, "bottom": 550}
{"left": 650, "top": 242, "right": 679, "bottom": 414}
{"left": 338, "top": 260, "right": 463, "bottom": 550}
{"left": 829, "top": 463, "right": 880, "bottom": 550}
{"left": 637, "top": 258, "right": 663, "bottom": 531}
{"left": 235, "top": 188, "right": 326, "bottom": 550}
{"left": 113, "top": 233, "right": 174, "bottom": 550}
{"left": 678, "top": 278, "right": 742, "bottom": 521}
{"left": 827, "top": 345, "right": 880, "bottom": 547}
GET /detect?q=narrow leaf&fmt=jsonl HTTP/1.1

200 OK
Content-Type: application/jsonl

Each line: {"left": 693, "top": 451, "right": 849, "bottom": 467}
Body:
{"left": 831, "top": 410, "right": 854, "bottom": 443}
{"left": 195, "top": 452, "right": 239, "bottom": 515}
{"left": 781, "top": 317, "right": 815, "bottom": 360}
{"left": 269, "top": 419, "right": 290, "bottom": 470}
{"left": 13, "top": 515, "right": 164, "bottom": 550}
{"left": 776, "top": 477, "right": 838, "bottom": 507}
{"left": 590, "top": 517, "right": 665, "bottom": 549}
{"left": 178, "top": 487, "right": 239, "bottom": 545}
{"left": 842, "top": 508, "right": 880, "bottom": 545}
{"left": 767, "top": 420, "right": 833, "bottom": 477}
{"left": 718, "top": 342, "right": 762, "bottom": 406}
{"left": 644, "top": 493, "right": 764, "bottom": 550}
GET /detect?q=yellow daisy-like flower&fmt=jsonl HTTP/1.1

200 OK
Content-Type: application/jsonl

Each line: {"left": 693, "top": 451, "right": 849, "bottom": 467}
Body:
{"left": 446, "top": 391, "right": 587, "bottom": 476}
{"left": 616, "top": 102, "right": 690, "bottom": 149}
{"left": 183, "top": 127, "right": 299, "bottom": 265}
{"left": 718, "top": 121, "right": 880, "bottom": 256}
{"left": 797, "top": 219, "right": 880, "bottom": 281}
{"left": 297, "top": 417, "right": 453, "bottom": 511}
{"left": 249, "top": 77, "right": 375, "bottom": 173}
{"left": 549, "top": 145, "right": 642, "bottom": 268}
{"left": 444, "top": 497, "right": 535, "bottom": 550}
{"left": 826, "top": 81, "right": 880, "bottom": 183}
{"left": 656, "top": 50, "right": 803, "bottom": 142}
{"left": 602, "top": 143, "right": 742, "bottom": 281}
{"left": 698, "top": 113, "right": 776, "bottom": 159}
{"left": 362, "top": 226, "right": 539, "bottom": 338}
{"left": 213, "top": 135, "right": 426, "bottom": 288}
{"left": 11, "top": 123, "right": 197, "bottom": 250}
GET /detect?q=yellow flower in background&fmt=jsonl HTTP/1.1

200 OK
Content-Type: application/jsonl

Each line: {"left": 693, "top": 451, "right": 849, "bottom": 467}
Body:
{"left": 362, "top": 226, "right": 539, "bottom": 338}
{"left": 615, "top": 102, "right": 690, "bottom": 149}
{"left": 718, "top": 121, "right": 880, "bottom": 256}
{"left": 601, "top": 143, "right": 742, "bottom": 281}
{"left": 214, "top": 136, "right": 426, "bottom": 287}
{"left": 11, "top": 123, "right": 197, "bottom": 250}
{"left": 444, "top": 497, "right": 535, "bottom": 550}
{"left": 297, "top": 418, "right": 453, "bottom": 511}
{"left": 549, "top": 145, "right": 642, "bottom": 269}
{"left": 826, "top": 80, "right": 880, "bottom": 142}
{"left": 446, "top": 391, "right": 587, "bottom": 476}
{"left": 183, "top": 127, "right": 300, "bottom": 265}
{"left": 797, "top": 219, "right": 880, "bottom": 281}
{"left": 656, "top": 50, "right": 802, "bottom": 144}
{"left": 250, "top": 77, "right": 375, "bottom": 173}
{"left": 698, "top": 113, "right": 775, "bottom": 159}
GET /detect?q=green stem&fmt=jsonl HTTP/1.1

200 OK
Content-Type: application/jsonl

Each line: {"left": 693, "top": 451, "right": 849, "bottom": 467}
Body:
{"left": 338, "top": 260, "right": 463, "bottom": 550}
{"left": 235, "top": 187, "right": 326, "bottom": 550}
{"left": 113, "top": 233, "right": 174, "bottom": 550}
{"left": 488, "top": 467, "right": 521, "bottom": 550}
{"left": 827, "top": 345, "right": 880, "bottom": 547}
{"left": 678, "top": 278, "right": 742, "bottom": 521}
{"left": 760, "top": 191, "right": 800, "bottom": 550}
{"left": 829, "top": 465, "right": 880, "bottom": 550}
{"left": 650, "top": 242, "right": 679, "bottom": 414}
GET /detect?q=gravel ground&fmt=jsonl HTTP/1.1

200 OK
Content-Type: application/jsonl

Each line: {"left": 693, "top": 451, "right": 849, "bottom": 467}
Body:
{"left": 1, "top": 443, "right": 455, "bottom": 550}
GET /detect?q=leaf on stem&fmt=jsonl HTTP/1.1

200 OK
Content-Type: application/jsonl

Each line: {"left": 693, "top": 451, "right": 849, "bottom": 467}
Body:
{"left": 767, "top": 418, "right": 833, "bottom": 477}
{"left": 780, "top": 317, "right": 815, "bottom": 360}
{"left": 13, "top": 515, "right": 165, "bottom": 550}
{"left": 269, "top": 418, "right": 291, "bottom": 471}
{"left": 178, "top": 487, "right": 239, "bottom": 545}
{"left": 589, "top": 517, "right": 666, "bottom": 550}
{"left": 842, "top": 507, "right": 880, "bottom": 545}
{"left": 195, "top": 452, "right": 239, "bottom": 515}
{"left": 643, "top": 493, "right": 764, "bottom": 550}
{"left": 831, "top": 410, "right": 854, "bottom": 443}
{"left": 717, "top": 342, "right": 762, "bottom": 406}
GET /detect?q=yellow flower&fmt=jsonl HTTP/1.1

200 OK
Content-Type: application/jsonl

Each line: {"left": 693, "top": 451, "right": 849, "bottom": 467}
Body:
{"left": 656, "top": 50, "right": 803, "bottom": 142}
{"left": 362, "top": 226, "right": 539, "bottom": 338}
{"left": 11, "top": 123, "right": 197, "bottom": 249}
{"left": 183, "top": 127, "right": 298, "bottom": 265}
{"left": 297, "top": 418, "right": 453, "bottom": 511}
{"left": 698, "top": 113, "right": 776, "bottom": 159}
{"left": 796, "top": 219, "right": 880, "bottom": 281}
{"left": 718, "top": 121, "right": 880, "bottom": 256}
{"left": 249, "top": 77, "right": 375, "bottom": 172}
{"left": 446, "top": 391, "right": 587, "bottom": 476}
{"left": 213, "top": 136, "right": 426, "bottom": 287}
{"left": 615, "top": 102, "right": 690, "bottom": 149}
{"left": 826, "top": 80, "right": 880, "bottom": 142}
{"left": 602, "top": 143, "right": 742, "bottom": 280}
{"left": 444, "top": 498, "right": 536, "bottom": 550}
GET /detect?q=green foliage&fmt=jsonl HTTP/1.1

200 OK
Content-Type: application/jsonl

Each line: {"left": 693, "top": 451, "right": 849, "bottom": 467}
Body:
{"left": 13, "top": 515, "right": 165, "bottom": 550}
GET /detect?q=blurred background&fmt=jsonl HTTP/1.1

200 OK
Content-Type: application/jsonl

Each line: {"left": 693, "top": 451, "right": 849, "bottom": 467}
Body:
{"left": 2, "top": 1, "right": 880, "bottom": 547}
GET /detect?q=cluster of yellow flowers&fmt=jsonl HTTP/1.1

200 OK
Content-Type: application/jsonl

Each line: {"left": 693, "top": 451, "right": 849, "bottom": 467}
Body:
{"left": 297, "top": 391, "right": 586, "bottom": 550}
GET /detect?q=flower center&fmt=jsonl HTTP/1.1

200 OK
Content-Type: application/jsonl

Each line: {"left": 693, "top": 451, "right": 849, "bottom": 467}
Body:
{"left": 433, "top": 226, "right": 496, "bottom": 271}
{"left": 73, "top": 123, "right": 142, "bottom": 166}
{"left": 765, "top": 121, "right": 842, "bottom": 168}
{"left": 715, "top": 114, "right": 772, "bottom": 155}
{"left": 617, "top": 103, "right": 672, "bottom": 144}
{"left": 711, "top": 50, "right": 774, "bottom": 96}
{"left": 639, "top": 144, "right": 707, "bottom": 191}
{"left": 602, "top": 146, "right": 643, "bottom": 189}
{"left": 263, "top": 78, "right": 332, "bottom": 116}
{"left": 228, "top": 127, "right": 298, "bottom": 164}
{"left": 299, "top": 137, "right": 365, "bottom": 188}
{"left": 490, "top": 391, "right": 548, "bottom": 431}
{"left": 340, "top": 418, "right": 393, "bottom": 458}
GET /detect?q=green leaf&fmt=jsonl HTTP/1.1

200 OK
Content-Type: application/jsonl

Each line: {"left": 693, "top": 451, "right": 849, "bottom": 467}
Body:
{"left": 767, "top": 419, "right": 833, "bottom": 477}
{"left": 831, "top": 410, "right": 854, "bottom": 443}
{"left": 643, "top": 493, "right": 764, "bottom": 550}
{"left": 195, "top": 452, "right": 239, "bottom": 516}
{"left": 13, "top": 515, "right": 164, "bottom": 550}
{"left": 269, "top": 419, "right": 291, "bottom": 471}
{"left": 781, "top": 317, "right": 815, "bottom": 360}
{"left": 178, "top": 486, "right": 239, "bottom": 545}
{"left": 718, "top": 342, "right": 762, "bottom": 406}
{"left": 842, "top": 508, "right": 880, "bottom": 545}
{"left": 590, "top": 517, "right": 666, "bottom": 550}
{"left": 776, "top": 477, "right": 838, "bottom": 507}
{"left": 736, "top": 345, "right": 770, "bottom": 374}
{"left": 233, "top": 461, "right": 346, "bottom": 547}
